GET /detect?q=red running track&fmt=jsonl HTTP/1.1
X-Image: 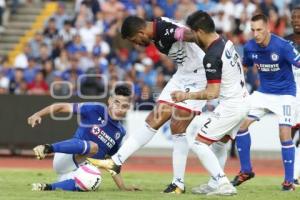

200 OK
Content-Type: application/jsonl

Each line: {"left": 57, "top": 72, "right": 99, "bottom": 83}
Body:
{"left": 0, "top": 156, "right": 284, "bottom": 177}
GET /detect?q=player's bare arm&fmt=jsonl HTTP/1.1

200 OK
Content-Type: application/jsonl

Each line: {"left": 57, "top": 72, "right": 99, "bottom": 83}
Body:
{"left": 27, "top": 103, "right": 73, "bottom": 127}
{"left": 111, "top": 173, "right": 141, "bottom": 191}
{"left": 171, "top": 83, "right": 220, "bottom": 102}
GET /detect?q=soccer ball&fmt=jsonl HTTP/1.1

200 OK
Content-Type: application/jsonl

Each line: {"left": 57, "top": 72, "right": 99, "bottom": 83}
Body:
{"left": 74, "top": 163, "right": 102, "bottom": 191}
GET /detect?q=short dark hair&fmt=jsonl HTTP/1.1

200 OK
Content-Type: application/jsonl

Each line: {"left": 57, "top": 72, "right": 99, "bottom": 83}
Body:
{"left": 186, "top": 10, "right": 215, "bottom": 33}
{"left": 114, "top": 84, "right": 132, "bottom": 97}
{"left": 251, "top": 13, "right": 268, "bottom": 23}
{"left": 121, "top": 16, "right": 146, "bottom": 39}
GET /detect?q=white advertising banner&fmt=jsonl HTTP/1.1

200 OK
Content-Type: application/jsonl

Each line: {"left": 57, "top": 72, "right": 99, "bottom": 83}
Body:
{"left": 125, "top": 111, "right": 282, "bottom": 151}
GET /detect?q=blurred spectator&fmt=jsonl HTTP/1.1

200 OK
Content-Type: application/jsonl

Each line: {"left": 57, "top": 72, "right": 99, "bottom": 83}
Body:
{"left": 0, "top": 69, "right": 9, "bottom": 94}
{"left": 41, "top": 60, "right": 55, "bottom": 86}
{"left": 54, "top": 49, "right": 70, "bottom": 72}
{"left": 269, "top": 9, "right": 286, "bottom": 36}
{"left": 14, "top": 44, "right": 32, "bottom": 69}
{"left": 27, "top": 71, "right": 49, "bottom": 95}
{"left": 92, "top": 34, "right": 111, "bottom": 58}
{"left": 259, "top": 0, "right": 279, "bottom": 17}
{"left": 135, "top": 84, "right": 155, "bottom": 111}
{"left": 52, "top": 2, "right": 71, "bottom": 30}
{"left": 79, "top": 18, "right": 100, "bottom": 52}
{"left": 196, "top": 0, "right": 216, "bottom": 14}
{"left": 74, "top": 3, "right": 93, "bottom": 29}
{"left": 158, "top": 0, "right": 177, "bottom": 18}
{"left": 61, "top": 58, "right": 83, "bottom": 95}
{"left": 23, "top": 57, "right": 40, "bottom": 83}
{"left": 80, "top": 0, "right": 101, "bottom": 19}
{"left": 176, "top": 0, "right": 197, "bottom": 20}
{"left": 100, "top": 0, "right": 125, "bottom": 23}
{"left": 51, "top": 37, "right": 66, "bottom": 59}
{"left": 0, "top": 0, "right": 5, "bottom": 32}
{"left": 58, "top": 20, "right": 77, "bottom": 45}
{"left": 137, "top": 57, "right": 157, "bottom": 88}
{"left": 43, "top": 18, "right": 59, "bottom": 40}
{"left": 9, "top": 68, "right": 25, "bottom": 94}
{"left": 37, "top": 44, "right": 51, "bottom": 63}
{"left": 28, "top": 31, "right": 51, "bottom": 59}
{"left": 67, "top": 34, "right": 87, "bottom": 55}
{"left": 152, "top": 71, "right": 166, "bottom": 97}
{"left": 213, "top": 0, "right": 235, "bottom": 34}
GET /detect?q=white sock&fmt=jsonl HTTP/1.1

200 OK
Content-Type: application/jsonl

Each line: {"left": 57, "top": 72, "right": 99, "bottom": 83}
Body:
{"left": 294, "top": 146, "right": 300, "bottom": 179}
{"left": 172, "top": 134, "right": 189, "bottom": 190}
{"left": 112, "top": 123, "right": 156, "bottom": 165}
{"left": 211, "top": 141, "right": 228, "bottom": 169}
{"left": 192, "top": 141, "right": 230, "bottom": 186}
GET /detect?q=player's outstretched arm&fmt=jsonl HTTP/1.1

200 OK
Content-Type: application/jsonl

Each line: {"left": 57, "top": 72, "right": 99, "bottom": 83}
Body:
{"left": 27, "top": 103, "right": 73, "bottom": 127}
{"left": 111, "top": 173, "right": 141, "bottom": 191}
{"left": 171, "top": 83, "right": 220, "bottom": 102}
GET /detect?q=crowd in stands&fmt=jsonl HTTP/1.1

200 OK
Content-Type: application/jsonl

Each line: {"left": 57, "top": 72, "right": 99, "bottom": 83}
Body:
{"left": 0, "top": 0, "right": 299, "bottom": 111}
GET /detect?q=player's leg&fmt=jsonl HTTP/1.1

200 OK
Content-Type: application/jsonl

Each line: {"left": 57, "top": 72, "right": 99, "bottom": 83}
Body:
{"left": 33, "top": 138, "right": 98, "bottom": 160}
{"left": 231, "top": 118, "right": 256, "bottom": 186}
{"left": 279, "top": 125, "right": 295, "bottom": 191}
{"left": 232, "top": 91, "right": 267, "bottom": 186}
{"left": 293, "top": 126, "right": 300, "bottom": 186}
{"left": 88, "top": 102, "right": 172, "bottom": 173}
{"left": 163, "top": 108, "right": 195, "bottom": 193}
{"left": 32, "top": 179, "right": 79, "bottom": 191}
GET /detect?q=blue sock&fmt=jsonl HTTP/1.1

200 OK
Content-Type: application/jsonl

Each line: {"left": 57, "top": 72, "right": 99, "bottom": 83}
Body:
{"left": 51, "top": 179, "right": 80, "bottom": 191}
{"left": 52, "top": 138, "right": 90, "bottom": 155}
{"left": 236, "top": 129, "right": 252, "bottom": 173}
{"left": 281, "top": 140, "right": 295, "bottom": 183}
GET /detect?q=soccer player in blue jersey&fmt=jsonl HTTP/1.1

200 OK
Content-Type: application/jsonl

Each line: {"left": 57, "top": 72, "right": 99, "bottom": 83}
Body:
{"left": 231, "top": 14, "right": 300, "bottom": 191}
{"left": 28, "top": 85, "right": 139, "bottom": 191}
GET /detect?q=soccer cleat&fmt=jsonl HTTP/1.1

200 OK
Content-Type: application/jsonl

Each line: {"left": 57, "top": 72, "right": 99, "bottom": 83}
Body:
{"left": 32, "top": 183, "right": 51, "bottom": 191}
{"left": 206, "top": 183, "right": 237, "bottom": 196}
{"left": 33, "top": 144, "right": 52, "bottom": 160}
{"left": 163, "top": 183, "right": 185, "bottom": 194}
{"left": 282, "top": 181, "right": 295, "bottom": 191}
{"left": 191, "top": 183, "right": 216, "bottom": 195}
{"left": 231, "top": 171, "right": 255, "bottom": 186}
{"left": 294, "top": 179, "right": 300, "bottom": 187}
{"left": 87, "top": 158, "right": 121, "bottom": 176}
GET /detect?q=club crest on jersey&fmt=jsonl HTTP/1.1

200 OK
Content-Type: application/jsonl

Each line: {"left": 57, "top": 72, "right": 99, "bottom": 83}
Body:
{"left": 115, "top": 132, "right": 121, "bottom": 140}
{"left": 206, "top": 63, "right": 212, "bottom": 68}
{"left": 91, "top": 125, "right": 101, "bottom": 135}
{"left": 271, "top": 53, "right": 279, "bottom": 61}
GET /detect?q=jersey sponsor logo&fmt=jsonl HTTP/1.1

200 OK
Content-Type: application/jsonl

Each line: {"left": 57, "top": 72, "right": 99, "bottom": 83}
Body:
{"left": 90, "top": 125, "right": 116, "bottom": 148}
{"left": 255, "top": 63, "right": 280, "bottom": 72}
{"left": 270, "top": 53, "right": 279, "bottom": 61}
{"left": 164, "top": 29, "right": 170, "bottom": 36}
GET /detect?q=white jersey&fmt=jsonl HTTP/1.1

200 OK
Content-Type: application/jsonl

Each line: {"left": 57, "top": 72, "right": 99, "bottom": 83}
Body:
{"left": 203, "top": 36, "right": 248, "bottom": 102}
{"left": 153, "top": 17, "right": 206, "bottom": 83}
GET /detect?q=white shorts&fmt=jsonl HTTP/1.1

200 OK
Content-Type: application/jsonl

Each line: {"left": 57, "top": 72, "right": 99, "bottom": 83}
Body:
{"left": 53, "top": 153, "right": 78, "bottom": 181}
{"left": 248, "top": 91, "right": 296, "bottom": 126}
{"left": 294, "top": 95, "right": 300, "bottom": 128}
{"left": 157, "top": 75, "right": 206, "bottom": 114}
{"left": 198, "top": 97, "right": 250, "bottom": 141}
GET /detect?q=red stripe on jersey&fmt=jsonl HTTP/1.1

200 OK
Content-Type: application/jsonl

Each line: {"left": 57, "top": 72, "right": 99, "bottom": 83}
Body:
{"left": 157, "top": 100, "right": 201, "bottom": 115}
{"left": 207, "top": 79, "right": 221, "bottom": 83}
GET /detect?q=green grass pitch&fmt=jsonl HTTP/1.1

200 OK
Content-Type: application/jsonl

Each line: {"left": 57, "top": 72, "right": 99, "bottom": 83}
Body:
{"left": 0, "top": 169, "right": 299, "bottom": 200}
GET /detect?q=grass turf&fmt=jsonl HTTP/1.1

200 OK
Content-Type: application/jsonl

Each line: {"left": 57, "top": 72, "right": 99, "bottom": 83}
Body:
{"left": 0, "top": 169, "right": 299, "bottom": 200}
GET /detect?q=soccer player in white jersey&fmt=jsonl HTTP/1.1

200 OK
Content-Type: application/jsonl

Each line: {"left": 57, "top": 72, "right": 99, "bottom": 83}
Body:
{"left": 231, "top": 14, "right": 300, "bottom": 191}
{"left": 171, "top": 10, "right": 250, "bottom": 196}
{"left": 284, "top": 6, "right": 300, "bottom": 186}
{"left": 88, "top": 16, "right": 207, "bottom": 193}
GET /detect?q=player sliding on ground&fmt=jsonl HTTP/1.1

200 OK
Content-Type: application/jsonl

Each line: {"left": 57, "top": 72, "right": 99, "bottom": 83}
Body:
{"left": 28, "top": 85, "right": 140, "bottom": 192}
{"left": 88, "top": 15, "right": 208, "bottom": 194}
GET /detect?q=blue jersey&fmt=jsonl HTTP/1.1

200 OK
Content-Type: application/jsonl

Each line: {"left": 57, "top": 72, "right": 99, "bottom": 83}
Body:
{"left": 243, "top": 34, "right": 300, "bottom": 96}
{"left": 72, "top": 102, "right": 126, "bottom": 159}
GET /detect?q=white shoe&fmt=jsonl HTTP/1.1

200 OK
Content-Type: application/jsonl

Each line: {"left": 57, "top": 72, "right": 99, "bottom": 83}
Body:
{"left": 32, "top": 183, "right": 48, "bottom": 191}
{"left": 191, "top": 184, "right": 216, "bottom": 194}
{"left": 33, "top": 145, "right": 47, "bottom": 160}
{"left": 206, "top": 183, "right": 237, "bottom": 196}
